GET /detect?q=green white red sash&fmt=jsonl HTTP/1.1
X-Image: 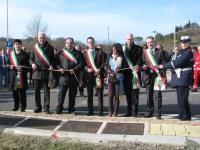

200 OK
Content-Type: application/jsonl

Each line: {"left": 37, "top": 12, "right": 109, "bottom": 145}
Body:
{"left": 9, "top": 50, "right": 23, "bottom": 89}
{"left": 85, "top": 49, "right": 98, "bottom": 73}
{"left": 10, "top": 50, "right": 19, "bottom": 68}
{"left": 34, "top": 43, "right": 50, "bottom": 66}
{"left": 62, "top": 48, "right": 77, "bottom": 64}
{"left": 95, "top": 76, "right": 102, "bottom": 88}
{"left": 122, "top": 46, "right": 140, "bottom": 89}
{"left": 144, "top": 49, "right": 166, "bottom": 91}
{"left": 143, "top": 49, "right": 159, "bottom": 73}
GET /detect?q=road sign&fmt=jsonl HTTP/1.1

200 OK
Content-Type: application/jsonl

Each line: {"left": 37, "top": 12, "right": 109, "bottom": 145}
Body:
{"left": 6, "top": 39, "right": 13, "bottom": 48}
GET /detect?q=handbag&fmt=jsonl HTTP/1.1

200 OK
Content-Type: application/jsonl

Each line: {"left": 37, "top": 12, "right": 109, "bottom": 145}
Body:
{"left": 108, "top": 74, "right": 118, "bottom": 83}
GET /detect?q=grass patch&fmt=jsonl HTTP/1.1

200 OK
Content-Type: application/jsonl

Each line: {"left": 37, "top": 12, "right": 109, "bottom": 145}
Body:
{"left": 0, "top": 133, "right": 188, "bottom": 150}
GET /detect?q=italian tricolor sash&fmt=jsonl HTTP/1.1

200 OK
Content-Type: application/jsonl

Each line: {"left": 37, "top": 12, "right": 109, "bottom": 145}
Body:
{"left": 95, "top": 76, "right": 102, "bottom": 88}
{"left": 34, "top": 43, "right": 50, "bottom": 66}
{"left": 143, "top": 49, "right": 159, "bottom": 73}
{"left": 62, "top": 48, "right": 77, "bottom": 64}
{"left": 9, "top": 51, "right": 23, "bottom": 89}
{"left": 122, "top": 46, "right": 140, "bottom": 89}
{"left": 144, "top": 49, "right": 166, "bottom": 91}
{"left": 10, "top": 50, "right": 19, "bottom": 68}
{"left": 85, "top": 49, "right": 98, "bottom": 74}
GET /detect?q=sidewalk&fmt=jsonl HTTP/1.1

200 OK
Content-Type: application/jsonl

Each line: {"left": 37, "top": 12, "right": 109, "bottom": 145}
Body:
{"left": 0, "top": 110, "right": 200, "bottom": 146}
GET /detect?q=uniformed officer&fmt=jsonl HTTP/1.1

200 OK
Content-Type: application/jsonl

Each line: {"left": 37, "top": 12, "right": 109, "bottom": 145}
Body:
{"left": 159, "top": 35, "right": 194, "bottom": 121}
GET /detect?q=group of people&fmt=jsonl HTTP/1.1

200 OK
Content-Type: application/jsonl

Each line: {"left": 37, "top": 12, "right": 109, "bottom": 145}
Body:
{"left": 2, "top": 32, "right": 195, "bottom": 121}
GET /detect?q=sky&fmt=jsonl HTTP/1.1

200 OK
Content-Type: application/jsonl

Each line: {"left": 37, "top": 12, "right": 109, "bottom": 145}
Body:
{"left": 0, "top": 0, "right": 199, "bottom": 44}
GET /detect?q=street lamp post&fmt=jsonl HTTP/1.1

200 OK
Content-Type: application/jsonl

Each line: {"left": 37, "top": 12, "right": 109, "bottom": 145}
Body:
{"left": 173, "top": 0, "right": 177, "bottom": 49}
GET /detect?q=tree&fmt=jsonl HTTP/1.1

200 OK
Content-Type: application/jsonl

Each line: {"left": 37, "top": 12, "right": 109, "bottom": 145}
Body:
{"left": 134, "top": 36, "right": 143, "bottom": 45}
{"left": 155, "top": 33, "right": 164, "bottom": 43}
{"left": 26, "top": 14, "right": 48, "bottom": 39}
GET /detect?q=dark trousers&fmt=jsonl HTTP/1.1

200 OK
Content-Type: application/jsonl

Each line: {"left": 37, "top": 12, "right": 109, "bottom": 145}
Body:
{"left": 79, "top": 86, "right": 84, "bottom": 94}
{"left": 34, "top": 80, "right": 50, "bottom": 111}
{"left": 13, "top": 89, "right": 26, "bottom": 110}
{"left": 125, "top": 88, "right": 139, "bottom": 115}
{"left": 146, "top": 83, "right": 162, "bottom": 115}
{"left": 176, "top": 87, "right": 191, "bottom": 120}
{"left": 108, "top": 82, "right": 120, "bottom": 115}
{"left": 87, "top": 79, "right": 103, "bottom": 114}
{"left": 57, "top": 84, "right": 77, "bottom": 112}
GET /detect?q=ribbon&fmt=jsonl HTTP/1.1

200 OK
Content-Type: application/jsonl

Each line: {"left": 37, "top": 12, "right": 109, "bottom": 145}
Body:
{"left": 62, "top": 48, "right": 77, "bottom": 64}
{"left": 34, "top": 43, "right": 50, "bottom": 66}
{"left": 144, "top": 49, "right": 166, "bottom": 91}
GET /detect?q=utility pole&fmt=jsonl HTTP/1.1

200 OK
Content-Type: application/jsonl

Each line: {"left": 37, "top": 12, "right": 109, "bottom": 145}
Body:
{"left": 107, "top": 25, "right": 110, "bottom": 51}
{"left": 6, "top": 0, "right": 8, "bottom": 42}
{"left": 173, "top": 0, "right": 177, "bottom": 49}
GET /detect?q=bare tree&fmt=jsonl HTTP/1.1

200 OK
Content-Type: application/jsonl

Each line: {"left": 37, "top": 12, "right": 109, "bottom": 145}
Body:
{"left": 26, "top": 14, "right": 48, "bottom": 39}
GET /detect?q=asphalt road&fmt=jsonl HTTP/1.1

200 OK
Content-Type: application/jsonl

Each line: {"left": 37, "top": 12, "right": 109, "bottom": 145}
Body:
{"left": 0, "top": 84, "right": 200, "bottom": 116}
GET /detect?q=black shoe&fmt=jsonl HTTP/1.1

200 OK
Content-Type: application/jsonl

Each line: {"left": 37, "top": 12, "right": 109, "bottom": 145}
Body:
{"left": 87, "top": 112, "right": 93, "bottom": 116}
{"left": 34, "top": 108, "right": 42, "bottom": 113}
{"left": 55, "top": 111, "right": 62, "bottom": 114}
{"left": 69, "top": 111, "right": 76, "bottom": 115}
{"left": 132, "top": 113, "right": 137, "bottom": 117}
{"left": 123, "top": 113, "right": 132, "bottom": 117}
{"left": 144, "top": 112, "right": 153, "bottom": 118}
{"left": 80, "top": 93, "right": 84, "bottom": 97}
{"left": 156, "top": 114, "right": 161, "bottom": 120}
{"left": 20, "top": 108, "right": 26, "bottom": 112}
{"left": 99, "top": 112, "right": 103, "bottom": 116}
{"left": 180, "top": 118, "right": 191, "bottom": 121}
{"left": 12, "top": 108, "right": 18, "bottom": 111}
{"left": 44, "top": 110, "right": 51, "bottom": 114}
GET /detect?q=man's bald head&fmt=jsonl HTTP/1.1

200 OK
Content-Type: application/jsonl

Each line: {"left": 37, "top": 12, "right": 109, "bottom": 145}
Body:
{"left": 126, "top": 33, "right": 134, "bottom": 47}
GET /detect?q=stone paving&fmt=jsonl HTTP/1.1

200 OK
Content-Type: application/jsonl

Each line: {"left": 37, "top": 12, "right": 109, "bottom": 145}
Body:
{"left": 0, "top": 111, "right": 200, "bottom": 139}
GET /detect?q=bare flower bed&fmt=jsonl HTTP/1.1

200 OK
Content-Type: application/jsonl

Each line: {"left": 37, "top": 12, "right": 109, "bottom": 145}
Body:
{"left": 0, "top": 134, "right": 189, "bottom": 150}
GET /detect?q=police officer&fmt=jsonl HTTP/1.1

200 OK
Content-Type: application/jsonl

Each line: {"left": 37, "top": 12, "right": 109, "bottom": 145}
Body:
{"left": 159, "top": 35, "right": 193, "bottom": 121}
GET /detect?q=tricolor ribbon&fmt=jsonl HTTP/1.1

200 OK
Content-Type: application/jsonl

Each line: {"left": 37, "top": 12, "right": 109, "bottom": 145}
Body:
{"left": 10, "top": 51, "right": 23, "bottom": 89}
{"left": 95, "top": 76, "right": 102, "bottom": 88}
{"left": 10, "top": 50, "right": 19, "bottom": 68}
{"left": 34, "top": 43, "right": 50, "bottom": 66}
{"left": 62, "top": 48, "right": 77, "bottom": 64}
{"left": 144, "top": 49, "right": 166, "bottom": 91}
{"left": 85, "top": 49, "right": 98, "bottom": 74}
{"left": 122, "top": 46, "right": 140, "bottom": 89}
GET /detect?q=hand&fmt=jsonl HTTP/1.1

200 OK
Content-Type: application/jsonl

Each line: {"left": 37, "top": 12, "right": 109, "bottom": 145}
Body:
{"left": 69, "top": 69, "right": 74, "bottom": 74}
{"left": 10, "top": 65, "right": 14, "bottom": 70}
{"left": 49, "top": 65, "right": 53, "bottom": 71}
{"left": 159, "top": 65, "right": 164, "bottom": 69}
{"left": 107, "top": 69, "right": 111, "bottom": 74}
{"left": 60, "top": 68, "right": 64, "bottom": 74}
{"left": 32, "top": 63, "right": 37, "bottom": 70}
{"left": 96, "top": 69, "right": 100, "bottom": 76}
{"left": 87, "top": 68, "right": 93, "bottom": 73}
{"left": 17, "top": 66, "right": 22, "bottom": 71}
{"left": 142, "top": 65, "right": 148, "bottom": 70}
{"left": 135, "top": 65, "right": 140, "bottom": 72}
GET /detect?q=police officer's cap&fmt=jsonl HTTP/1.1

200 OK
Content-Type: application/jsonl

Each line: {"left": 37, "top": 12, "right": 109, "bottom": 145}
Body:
{"left": 180, "top": 35, "right": 191, "bottom": 43}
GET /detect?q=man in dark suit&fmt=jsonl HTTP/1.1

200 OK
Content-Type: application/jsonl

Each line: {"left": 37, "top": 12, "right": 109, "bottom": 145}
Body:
{"left": 142, "top": 36, "right": 167, "bottom": 119}
{"left": 159, "top": 36, "right": 193, "bottom": 121}
{"left": 123, "top": 33, "right": 143, "bottom": 117}
{"left": 84, "top": 37, "right": 107, "bottom": 116}
{"left": 9, "top": 39, "right": 29, "bottom": 112}
{"left": 30, "top": 32, "right": 55, "bottom": 114}
{"left": 55, "top": 37, "right": 83, "bottom": 114}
